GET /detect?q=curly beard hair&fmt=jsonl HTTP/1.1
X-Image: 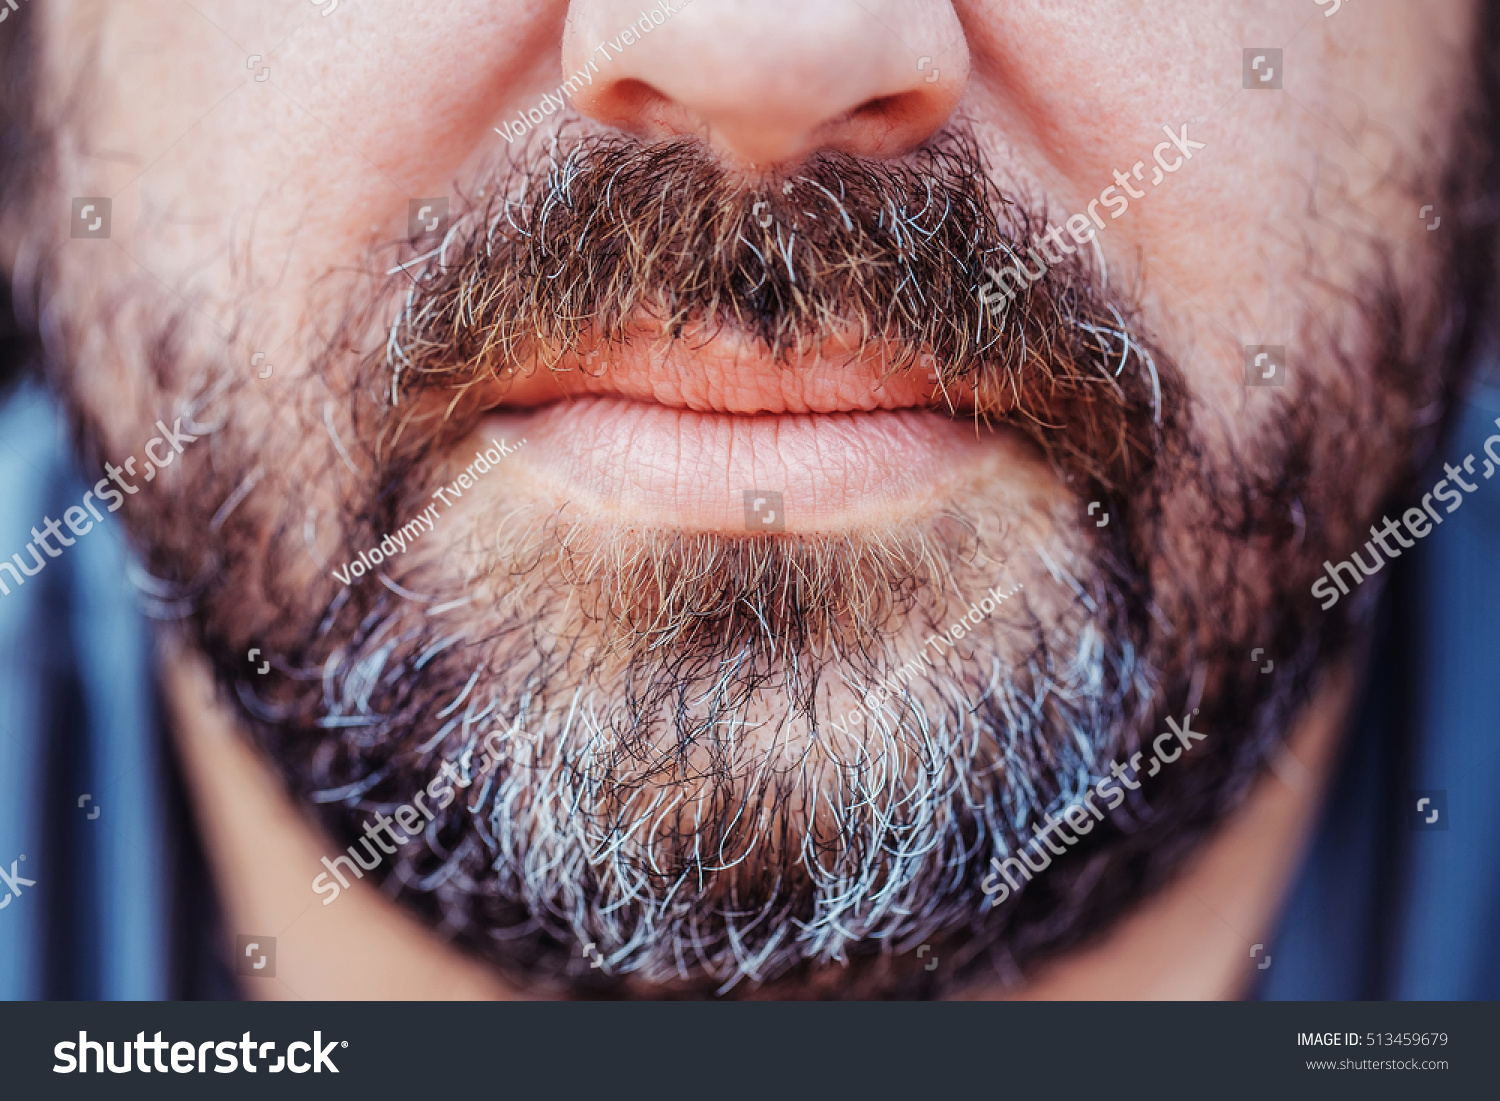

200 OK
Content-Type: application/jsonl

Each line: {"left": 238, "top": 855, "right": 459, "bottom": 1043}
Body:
{"left": 1, "top": 0, "right": 1497, "bottom": 996}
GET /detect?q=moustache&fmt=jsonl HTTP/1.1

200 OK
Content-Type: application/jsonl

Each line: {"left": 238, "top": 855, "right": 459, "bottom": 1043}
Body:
{"left": 378, "top": 128, "right": 1181, "bottom": 500}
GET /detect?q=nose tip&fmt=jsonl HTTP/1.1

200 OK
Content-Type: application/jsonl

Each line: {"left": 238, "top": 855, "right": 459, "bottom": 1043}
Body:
{"left": 561, "top": 0, "right": 968, "bottom": 167}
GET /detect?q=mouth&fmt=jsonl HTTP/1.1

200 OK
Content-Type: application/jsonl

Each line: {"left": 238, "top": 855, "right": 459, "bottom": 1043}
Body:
{"left": 476, "top": 322, "right": 1014, "bottom": 531}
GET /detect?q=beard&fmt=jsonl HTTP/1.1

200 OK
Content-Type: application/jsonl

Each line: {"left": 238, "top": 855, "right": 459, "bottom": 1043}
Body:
{"left": 25, "top": 114, "right": 1483, "bottom": 996}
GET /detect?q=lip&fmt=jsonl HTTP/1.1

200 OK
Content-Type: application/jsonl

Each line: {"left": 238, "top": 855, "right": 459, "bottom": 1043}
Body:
{"left": 480, "top": 397, "right": 1000, "bottom": 531}
{"left": 472, "top": 327, "right": 1000, "bottom": 531}
{"left": 488, "top": 319, "right": 982, "bottom": 416}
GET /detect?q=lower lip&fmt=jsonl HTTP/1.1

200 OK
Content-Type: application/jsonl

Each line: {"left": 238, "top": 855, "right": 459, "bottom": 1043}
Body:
{"left": 480, "top": 397, "right": 999, "bottom": 531}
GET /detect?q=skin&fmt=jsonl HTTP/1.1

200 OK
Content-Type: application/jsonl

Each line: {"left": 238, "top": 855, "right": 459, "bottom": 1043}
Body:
{"left": 4, "top": 0, "right": 1480, "bottom": 996}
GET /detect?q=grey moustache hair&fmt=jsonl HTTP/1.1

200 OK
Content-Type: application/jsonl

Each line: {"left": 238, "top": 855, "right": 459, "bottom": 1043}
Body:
{"left": 378, "top": 128, "right": 1172, "bottom": 498}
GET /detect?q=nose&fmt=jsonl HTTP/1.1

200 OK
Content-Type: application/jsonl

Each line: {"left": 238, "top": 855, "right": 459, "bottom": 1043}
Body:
{"left": 561, "top": 0, "right": 969, "bottom": 167}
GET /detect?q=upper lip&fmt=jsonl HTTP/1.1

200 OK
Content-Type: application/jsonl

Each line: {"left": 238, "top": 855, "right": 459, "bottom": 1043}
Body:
{"left": 488, "top": 320, "right": 981, "bottom": 417}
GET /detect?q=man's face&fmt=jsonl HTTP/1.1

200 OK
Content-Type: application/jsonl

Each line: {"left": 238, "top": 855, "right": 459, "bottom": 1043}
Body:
{"left": 4, "top": 0, "right": 1485, "bottom": 995}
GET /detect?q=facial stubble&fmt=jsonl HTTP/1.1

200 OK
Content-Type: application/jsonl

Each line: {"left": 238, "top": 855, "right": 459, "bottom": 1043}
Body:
{"left": 28, "top": 124, "right": 1477, "bottom": 997}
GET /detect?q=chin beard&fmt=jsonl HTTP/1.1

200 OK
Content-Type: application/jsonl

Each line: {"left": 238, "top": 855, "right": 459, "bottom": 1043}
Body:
{"left": 272, "top": 496, "right": 1158, "bottom": 995}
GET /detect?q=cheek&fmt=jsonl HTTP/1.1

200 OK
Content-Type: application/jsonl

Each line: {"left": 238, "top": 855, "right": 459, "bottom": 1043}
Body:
{"left": 44, "top": 0, "right": 553, "bottom": 384}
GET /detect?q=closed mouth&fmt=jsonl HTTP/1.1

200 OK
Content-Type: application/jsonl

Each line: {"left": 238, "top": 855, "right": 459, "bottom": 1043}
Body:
{"left": 472, "top": 322, "right": 1012, "bottom": 531}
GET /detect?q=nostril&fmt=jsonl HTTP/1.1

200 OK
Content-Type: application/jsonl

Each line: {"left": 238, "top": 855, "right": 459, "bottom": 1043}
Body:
{"left": 842, "top": 87, "right": 953, "bottom": 152}
{"left": 849, "top": 90, "right": 931, "bottom": 128}
{"left": 583, "top": 77, "right": 674, "bottom": 134}
{"left": 600, "top": 77, "right": 661, "bottom": 110}
{"left": 851, "top": 93, "right": 910, "bottom": 119}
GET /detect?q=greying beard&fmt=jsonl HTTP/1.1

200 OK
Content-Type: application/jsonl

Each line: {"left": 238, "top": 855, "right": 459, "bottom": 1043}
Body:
{"left": 305, "top": 505, "right": 1155, "bottom": 994}
{"left": 237, "top": 129, "right": 1182, "bottom": 994}
{"left": 42, "top": 118, "right": 1459, "bottom": 996}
